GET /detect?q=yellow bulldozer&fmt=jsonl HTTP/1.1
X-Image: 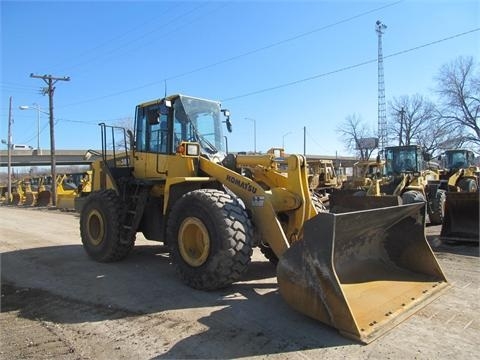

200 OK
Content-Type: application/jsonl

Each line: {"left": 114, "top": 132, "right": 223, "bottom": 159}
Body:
{"left": 78, "top": 94, "right": 448, "bottom": 343}
{"left": 438, "top": 149, "right": 479, "bottom": 242}
{"left": 343, "top": 158, "right": 385, "bottom": 191}
{"left": 307, "top": 159, "right": 342, "bottom": 203}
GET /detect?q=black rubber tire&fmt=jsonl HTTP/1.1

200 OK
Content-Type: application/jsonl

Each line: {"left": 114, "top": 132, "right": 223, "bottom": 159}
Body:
{"left": 80, "top": 190, "right": 134, "bottom": 262}
{"left": 429, "top": 190, "right": 446, "bottom": 225}
{"left": 458, "top": 178, "right": 478, "bottom": 192}
{"left": 311, "top": 193, "right": 328, "bottom": 212}
{"left": 167, "top": 189, "right": 253, "bottom": 290}
{"left": 259, "top": 243, "right": 278, "bottom": 266}
{"left": 11, "top": 193, "right": 21, "bottom": 205}
{"left": 401, "top": 190, "right": 425, "bottom": 204}
{"left": 36, "top": 190, "right": 51, "bottom": 207}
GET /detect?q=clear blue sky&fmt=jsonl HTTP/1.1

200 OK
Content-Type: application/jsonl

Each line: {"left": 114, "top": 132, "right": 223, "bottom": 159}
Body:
{"left": 1, "top": 0, "right": 478, "bottom": 157}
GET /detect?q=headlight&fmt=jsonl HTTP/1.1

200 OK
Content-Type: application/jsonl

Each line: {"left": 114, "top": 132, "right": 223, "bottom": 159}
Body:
{"left": 186, "top": 143, "right": 199, "bottom": 156}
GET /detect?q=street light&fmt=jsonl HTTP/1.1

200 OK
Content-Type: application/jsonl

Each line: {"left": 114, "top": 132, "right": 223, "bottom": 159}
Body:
{"left": 245, "top": 117, "right": 257, "bottom": 153}
{"left": 19, "top": 103, "right": 47, "bottom": 154}
{"left": 282, "top": 131, "right": 292, "bottom": 149}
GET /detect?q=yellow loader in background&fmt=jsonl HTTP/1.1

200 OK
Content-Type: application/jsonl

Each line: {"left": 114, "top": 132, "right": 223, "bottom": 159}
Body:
{"left": 78, "top": 94, "right": 448, "bottom": 343}
{"left": 438, "top": 149, "right": 479, "bottom": 242}
{"left": 330, "top": 146, "right": 446, "bottom": 225}
{"left": 11, "top": 178, "right": 36, "bottom": 205}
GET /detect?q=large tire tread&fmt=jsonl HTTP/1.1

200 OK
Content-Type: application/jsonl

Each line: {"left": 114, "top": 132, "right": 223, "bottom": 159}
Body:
{"left": 80, "top": 189, "right": 134, "bottom": 262}
{"left": 167, "top": 189, "right": 253, "bottom": 290}
{"left": 429, "top": 190, "right": 446, "bottom": 225}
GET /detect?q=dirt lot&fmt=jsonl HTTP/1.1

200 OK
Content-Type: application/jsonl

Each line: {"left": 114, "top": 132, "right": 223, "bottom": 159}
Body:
{"left": 0, "top": 205, "right": 478, "bottom": 359}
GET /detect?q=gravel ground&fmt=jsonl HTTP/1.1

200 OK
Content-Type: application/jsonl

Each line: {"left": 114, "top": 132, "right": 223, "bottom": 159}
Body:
{"left": 0, "top": 205, "right": 478, "bottom": 359}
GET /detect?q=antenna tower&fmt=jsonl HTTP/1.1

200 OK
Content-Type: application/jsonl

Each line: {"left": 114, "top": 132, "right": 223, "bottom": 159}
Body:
{"left": 376, "top": 20, "right": 387, "bottom": 155}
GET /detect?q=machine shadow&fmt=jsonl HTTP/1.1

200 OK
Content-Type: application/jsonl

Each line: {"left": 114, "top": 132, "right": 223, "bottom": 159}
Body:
{"left": 1, "top": 244, "right": 353, "bottom": 357}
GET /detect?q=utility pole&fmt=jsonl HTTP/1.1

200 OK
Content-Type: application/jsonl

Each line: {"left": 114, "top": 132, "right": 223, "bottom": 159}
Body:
{"left": 30, "top": 73, "right": 70, "bottom": 207}
{"left": 399, "top": 107, "right": 405, "bottom": 146}
{"left": 7, "top": 96, "right": 13, "bottom": 204}
{"left": 376, "top": 20, "right": 387, "bottom": 157}
{"left": 303, "top": 126, "right": 306, "bottom": 156}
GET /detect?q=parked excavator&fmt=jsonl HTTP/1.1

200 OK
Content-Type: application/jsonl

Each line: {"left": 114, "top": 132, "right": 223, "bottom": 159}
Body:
{"left": 78, "top": 94, "right": 448, "bottom": 343}
{"left": 438, "top": 149, "right": 479, "bottom": 242}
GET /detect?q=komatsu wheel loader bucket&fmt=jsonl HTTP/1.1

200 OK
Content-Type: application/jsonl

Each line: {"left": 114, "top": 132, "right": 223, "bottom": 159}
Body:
{"left": 330, "top": 193, "right": 401, "bottom": 213}
{"left": 441, "top": 192, "right": 479, "bottom": 242}
{"left": 277, "top": 203, "right": 449, "bottom": 343}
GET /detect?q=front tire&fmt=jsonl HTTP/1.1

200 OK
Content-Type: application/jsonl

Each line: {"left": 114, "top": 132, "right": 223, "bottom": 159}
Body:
{"left": 429, "top": 190, "right": 446, "bottom": 225}
{"left": 167, "top": 189, "right": 253, "bottom": 290}
{"left": 401, "top": 190, "right": 425, "bottom": 204}
{"left": 80, "top": 190, "right": 134, "bottom": 262}
{"left": 458, "top": 178, "right": 478, "bottom": 192}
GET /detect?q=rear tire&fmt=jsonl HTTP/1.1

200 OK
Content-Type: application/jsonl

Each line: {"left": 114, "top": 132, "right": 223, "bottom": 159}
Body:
{"left": 167, "top": 189, "right": 253, "bottom": 290}
{"left": 80, "top": 190, "right": 134, "bottom": 262}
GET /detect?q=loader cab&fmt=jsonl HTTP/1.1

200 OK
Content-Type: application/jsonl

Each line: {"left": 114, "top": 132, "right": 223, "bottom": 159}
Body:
{"left": 385, "top": 145, "right": 423, "bottom": 176}
{"left": 133, "top": 94, "right": 228, "bottom": 179}
{"left": 443, "top": 149, "right": 475, "bottom": 170}
{"left": 135, "top": 95, "right": 227, "bottom": 155}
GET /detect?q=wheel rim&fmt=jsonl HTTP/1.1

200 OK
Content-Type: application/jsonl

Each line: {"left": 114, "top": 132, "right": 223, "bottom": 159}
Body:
{"left": 87, "top": 209, "right": 105, "bottom": 246}
{"left": 178, "top": 217, "right": 210, "bottom": 267}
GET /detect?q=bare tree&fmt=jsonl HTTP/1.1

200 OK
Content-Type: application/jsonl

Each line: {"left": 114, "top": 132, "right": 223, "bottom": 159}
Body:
{"left": 336, "top": 114, "right": 377, "bottom": 160}
{"left": 388, "top": 94, "right": 460, "bottom": 156}
{"left": 107, "top": 116, "right": 134, "bottom": 150}
{"left": 436, "top": 56, "right": 480, "bottom": 151}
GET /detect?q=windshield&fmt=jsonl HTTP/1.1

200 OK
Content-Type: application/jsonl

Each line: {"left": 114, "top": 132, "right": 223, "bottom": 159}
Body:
{"left": 445, "top": 150, "right": 472, "bottom": 169}
{"left": 385, "top": 147, "right": 419, "bottom": 174}
{"left": 174, "top": 95, "right": 225, "bottom": 154}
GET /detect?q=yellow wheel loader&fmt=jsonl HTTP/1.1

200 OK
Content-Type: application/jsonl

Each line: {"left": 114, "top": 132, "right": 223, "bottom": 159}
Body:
{"left": 56, "top": 173, "right": 84, "bottom": 210}
{"left": 438, "top": 149, "right": 479, "bottom": 242}
{"left": 331, "top": 146, "right": 446, "bottom": 225}
{"left": 11, "top": 179, "right": 27, "bottom": 205}
{"left": 79, "top": 94, "right": 448, "bottom": 343}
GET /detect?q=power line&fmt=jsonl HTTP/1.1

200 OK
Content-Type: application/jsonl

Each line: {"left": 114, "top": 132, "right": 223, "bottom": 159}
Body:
{"left": 221, "top": 27, "right": 480, "bottom": 102}
{"left": 59, "top": 1, "right": 404, "bottom": 108}
{"left": 165, "top": 0, "right": 405, "bottom": 82}
{"left": 52, "top": 3, "right": 178, "bottom": 72}
{"left": 58, "top": 3, "right": 213, "bottom": 74}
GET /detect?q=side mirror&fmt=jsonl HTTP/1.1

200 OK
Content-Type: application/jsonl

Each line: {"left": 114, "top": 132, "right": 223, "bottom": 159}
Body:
{"left": 225, "top": 118, "right": 232, "bottom": 133}
{"left": 221, "top": 109, "right": 232, "bottom": 133}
